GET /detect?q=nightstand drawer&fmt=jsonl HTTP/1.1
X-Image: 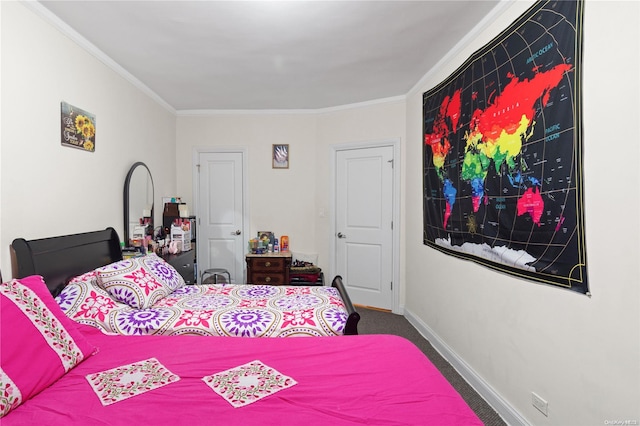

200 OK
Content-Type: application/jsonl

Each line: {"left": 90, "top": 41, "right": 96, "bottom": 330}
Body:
{"left": 251, "top": 273, "right": 288, "bottom": 286}
{"left": 251, "top": 257, "right": 286, "bottom": 271}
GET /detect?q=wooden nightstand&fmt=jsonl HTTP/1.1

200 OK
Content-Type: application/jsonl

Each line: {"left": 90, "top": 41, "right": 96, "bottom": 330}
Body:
{"left": 245, "top": 252, "right": 292, "bottom": 285}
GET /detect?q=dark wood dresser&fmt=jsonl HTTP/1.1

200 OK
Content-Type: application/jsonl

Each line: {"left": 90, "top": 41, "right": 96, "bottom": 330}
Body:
{"left": 245, "top": 252, "right": 292, "bottom": 285}
{"left": 163, "top": 250, "right": 195, "bottom": 285}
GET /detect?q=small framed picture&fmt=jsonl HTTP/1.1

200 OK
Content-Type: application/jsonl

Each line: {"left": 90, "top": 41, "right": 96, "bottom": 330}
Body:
{"left": 61, "top": 101, "right": 96, "bottom": 152}
{"left": 257, "top": 231, "right": 273, "bottom": 241}
{"left": 272, "top": 144, "right": 289, "bottom": 169}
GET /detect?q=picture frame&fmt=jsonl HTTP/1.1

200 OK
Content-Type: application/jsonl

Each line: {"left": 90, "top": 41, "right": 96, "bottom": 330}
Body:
{"left": 272, "top": 144, "right": 289, "bottom": 169}
{"left": 60, "top": 101, "right": 96, "bottom": 152}
{"left": 257, "top": 231, "right": 273, "bottom": 241}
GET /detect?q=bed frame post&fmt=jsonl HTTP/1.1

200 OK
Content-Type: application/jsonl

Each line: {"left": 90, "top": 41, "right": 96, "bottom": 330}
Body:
{"left": 331, "top": 275, "right": 360, "bottom": 335}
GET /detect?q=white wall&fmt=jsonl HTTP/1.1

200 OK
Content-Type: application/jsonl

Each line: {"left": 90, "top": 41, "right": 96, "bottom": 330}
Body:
{"left": 175, "top": 100, "right": 406, "bottom": 271}
{"left": 0, "top": 2, "right": 177, "bottom": 275}
{"left": 404, "top": 1, "right": 639, "bottom": 425}
{"left": 176, "top": 113, "right": 319, "bottom": 257}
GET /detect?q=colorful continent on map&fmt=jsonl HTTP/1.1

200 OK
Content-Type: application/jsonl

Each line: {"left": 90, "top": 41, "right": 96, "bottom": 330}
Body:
{"left": 424, "top": 64, "right": 572, "bottom": 229}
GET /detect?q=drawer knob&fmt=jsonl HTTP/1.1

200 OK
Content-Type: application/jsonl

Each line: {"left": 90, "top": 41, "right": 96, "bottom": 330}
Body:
{"left": 265, "top": 261, "right": 271, "bottom": 267}
{"left": 265, "top": 276, "right": 271, "bottom": 283}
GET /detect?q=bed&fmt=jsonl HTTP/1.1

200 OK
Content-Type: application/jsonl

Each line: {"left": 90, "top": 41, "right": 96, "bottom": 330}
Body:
{"left": 10, "top": 228, "right": 360, "bottom": 336}
{"left": 0, "top": 274, "right": 483, "bottom": 425}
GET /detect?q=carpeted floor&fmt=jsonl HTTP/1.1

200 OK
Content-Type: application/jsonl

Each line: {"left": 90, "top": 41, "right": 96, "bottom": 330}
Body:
{"left": 356, "top": 306, "right": 506, "bottom": 426}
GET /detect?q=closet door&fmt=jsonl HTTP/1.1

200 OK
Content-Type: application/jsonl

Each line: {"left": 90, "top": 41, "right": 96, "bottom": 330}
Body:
{"left": 335, "top": 145, "right": 394, "bottom": 310}
{"left": 197, "top": 151, "right": 246, "bottom": 283}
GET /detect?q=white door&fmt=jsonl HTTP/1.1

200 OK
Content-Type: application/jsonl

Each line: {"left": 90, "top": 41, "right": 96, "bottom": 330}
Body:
{"left": 197, "top": 151, "right": 245, "bottom": 283}
{"left": 335, "top": 146, "right": 394, "bottom": 310}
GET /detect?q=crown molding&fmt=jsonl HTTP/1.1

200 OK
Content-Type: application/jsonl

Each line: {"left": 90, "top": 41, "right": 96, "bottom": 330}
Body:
{"left": 23, "top": 0, "right": 176, "bottom": 115}
{"left": 177, "top": 95, "right": 406, "bottom": 116}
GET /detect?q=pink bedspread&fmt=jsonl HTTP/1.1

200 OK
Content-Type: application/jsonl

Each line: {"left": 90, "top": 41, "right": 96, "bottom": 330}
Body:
{"left": 4, "top": 325, "right": 482, "bottom": 425}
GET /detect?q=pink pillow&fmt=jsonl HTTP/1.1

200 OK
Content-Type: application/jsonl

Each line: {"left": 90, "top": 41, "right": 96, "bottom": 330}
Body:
{"left": 96, "top": 254, "right": 185, "bottom": 309}
{"left": 0, "top": 275, "right": 96, "bottom": 417}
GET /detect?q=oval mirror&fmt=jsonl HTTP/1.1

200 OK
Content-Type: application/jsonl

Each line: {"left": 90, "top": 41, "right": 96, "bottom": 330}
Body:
{"left": 123, "top": 162, "right": 154, "bottom": 246}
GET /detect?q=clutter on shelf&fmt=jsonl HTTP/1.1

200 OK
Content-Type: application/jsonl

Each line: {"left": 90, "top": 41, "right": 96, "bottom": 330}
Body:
{"left": 290, "top": 252, "right": 321, "bottom": 284}
{"left": 248, "top": 232, "right": 290, "bottom": 254}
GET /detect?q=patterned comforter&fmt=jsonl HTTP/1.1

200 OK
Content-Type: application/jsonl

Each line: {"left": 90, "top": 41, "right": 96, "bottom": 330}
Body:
{"left": 56, "top": 280, "right": 349, "bottom": 337}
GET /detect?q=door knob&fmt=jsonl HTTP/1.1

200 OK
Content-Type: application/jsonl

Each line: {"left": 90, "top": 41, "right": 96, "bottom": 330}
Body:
{"left": 232, "top": 230, "right": 241, "bottom": 235}
{"left": 337, "top": 232, "right": 346, "bottom": 238}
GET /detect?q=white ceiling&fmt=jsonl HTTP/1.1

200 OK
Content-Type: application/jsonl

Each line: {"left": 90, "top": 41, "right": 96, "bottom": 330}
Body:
{"left": 35, "top": 1, "right": 502, "bottom": 112}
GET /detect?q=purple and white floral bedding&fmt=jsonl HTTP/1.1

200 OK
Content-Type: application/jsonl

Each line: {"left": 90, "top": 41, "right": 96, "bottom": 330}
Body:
{"left": 55, "top": 255, "right": 348, "bottom": 337}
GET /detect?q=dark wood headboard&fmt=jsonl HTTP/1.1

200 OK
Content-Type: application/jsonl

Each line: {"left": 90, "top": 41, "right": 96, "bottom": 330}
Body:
{"left": 10, "top": 227, "right": 123, "bottom": 296}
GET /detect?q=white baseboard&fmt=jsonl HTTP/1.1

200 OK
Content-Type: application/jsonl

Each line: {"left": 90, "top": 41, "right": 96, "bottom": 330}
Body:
{"left": 403, "top": 308, "right": 529, "bottom": 426}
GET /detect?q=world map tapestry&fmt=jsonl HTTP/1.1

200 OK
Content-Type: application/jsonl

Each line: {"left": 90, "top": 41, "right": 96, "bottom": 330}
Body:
{"left": 422, "top": 0, "right": 588, "bottom": 294}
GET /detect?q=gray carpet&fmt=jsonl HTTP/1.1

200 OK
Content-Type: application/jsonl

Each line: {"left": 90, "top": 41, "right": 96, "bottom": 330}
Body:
{"left": 356, "top": 307, "right": 506, "bottom": 426}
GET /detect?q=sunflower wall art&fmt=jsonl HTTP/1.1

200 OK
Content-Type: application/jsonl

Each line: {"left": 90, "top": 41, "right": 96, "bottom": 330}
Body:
{"left": 61, "top": 101, "right": 96, "bottom": 152}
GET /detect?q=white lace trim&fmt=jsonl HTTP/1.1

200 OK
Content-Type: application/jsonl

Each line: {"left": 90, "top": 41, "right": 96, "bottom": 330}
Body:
{"left": 1, "top": 279, "right": 84, "bottom": 372}
{"left": 0, "top": 368, "right": 22, "bottom": 417}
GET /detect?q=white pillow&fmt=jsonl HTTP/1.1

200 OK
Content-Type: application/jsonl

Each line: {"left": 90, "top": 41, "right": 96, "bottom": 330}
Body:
{"left": 96, "top": 254, "right": 185, "bottom": 309}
